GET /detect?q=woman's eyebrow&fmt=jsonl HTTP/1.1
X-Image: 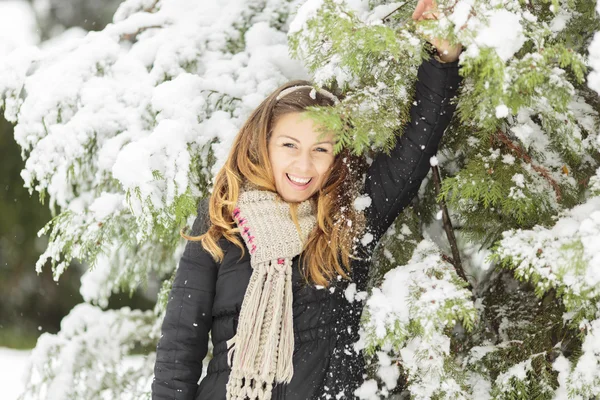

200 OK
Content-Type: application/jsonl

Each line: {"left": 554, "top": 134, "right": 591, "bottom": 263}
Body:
{"left": 278, "top": 134, "right": 335, "bottom": 145}
{"left": 279, "top": 135, "right": 300, "bottom": 143}
{"left": 315, "top": 139, "right": 335, "bottom": 145}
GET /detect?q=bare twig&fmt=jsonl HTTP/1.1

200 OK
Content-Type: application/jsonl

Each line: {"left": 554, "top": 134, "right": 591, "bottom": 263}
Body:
{"left": 578, "top": 175, "right": 591, "bottom": 187}
{"left": 144, "top": 0, "right": 160, "bottom": 13}
{"left": 494, "top": 130, "right": 562, "bottom": 202}
{"left": 441, "top": 254, "right": 455, "bottom": 265}
{"left": 120, "top": 25, "right": 163, "bottom": 42}
{"left": 431, "top": 165, "right": 469, "bottom": 285}
{"left": 381, "top": 2, "right": 412, "bottom": 22}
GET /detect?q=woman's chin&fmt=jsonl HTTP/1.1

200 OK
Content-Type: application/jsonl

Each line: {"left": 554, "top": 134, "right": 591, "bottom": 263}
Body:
{"left": 281, "top": 194, "right": 309, "bottom": 203}
{"left": 278, "top": 189, "right": 314, "bottom": 203}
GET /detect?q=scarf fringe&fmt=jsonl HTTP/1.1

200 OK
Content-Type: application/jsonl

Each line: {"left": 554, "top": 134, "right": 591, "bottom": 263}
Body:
{"left": 226, "top": 258, "right": 295, "bottom": 400}
{"left": 226, "top": 190, "right": 315, "bottom": 400}
{"left": 276, "top": 261, "right": 294, "bottom": 380}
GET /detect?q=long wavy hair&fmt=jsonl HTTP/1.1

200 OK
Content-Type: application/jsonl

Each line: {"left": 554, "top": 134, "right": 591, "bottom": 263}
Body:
{"left": 185, "top": 80, "right": 367, "bottom": 286}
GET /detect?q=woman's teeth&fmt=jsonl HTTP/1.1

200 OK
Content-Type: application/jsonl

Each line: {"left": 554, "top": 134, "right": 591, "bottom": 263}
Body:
{"left": 287, "top": 174, "right": 312, "bottom": 185}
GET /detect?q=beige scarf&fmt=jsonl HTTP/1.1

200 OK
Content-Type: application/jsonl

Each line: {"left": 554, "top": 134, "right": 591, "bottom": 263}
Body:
{"left": 225, "top": 190, "right": 317, "bottom": 400}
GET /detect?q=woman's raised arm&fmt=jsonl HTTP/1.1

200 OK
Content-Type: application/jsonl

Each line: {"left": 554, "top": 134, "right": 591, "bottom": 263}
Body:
{"left": 363, "top": 52, "right": 462, "bottom": 246}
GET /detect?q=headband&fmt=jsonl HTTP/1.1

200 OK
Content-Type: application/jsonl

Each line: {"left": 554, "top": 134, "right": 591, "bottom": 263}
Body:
{"left": 275, "top": 85, "right": 340, "bottom": 105}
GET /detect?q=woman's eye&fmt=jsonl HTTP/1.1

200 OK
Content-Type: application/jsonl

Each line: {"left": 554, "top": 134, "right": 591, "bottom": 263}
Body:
{"left": 315, "top": 147, "right": 329, "bottom": 153}
{"left": 283, "top": 143, "right": 296, "bottom": 149}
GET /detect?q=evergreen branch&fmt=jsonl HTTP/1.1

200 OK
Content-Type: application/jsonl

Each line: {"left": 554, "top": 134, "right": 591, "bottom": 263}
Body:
{"left": 381, "top": 2, "right": 412, "bottom": 22}
{"left": 494, "top": 130, "right": 562, "bottom": 202}
{"left": 431, "top": 165, "right": 470, "bottom": 286}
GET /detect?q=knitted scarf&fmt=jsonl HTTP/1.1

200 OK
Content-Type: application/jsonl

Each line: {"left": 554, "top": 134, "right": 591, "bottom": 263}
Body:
{"left": 225, "top": 189, "right": 317, "bottom": 400}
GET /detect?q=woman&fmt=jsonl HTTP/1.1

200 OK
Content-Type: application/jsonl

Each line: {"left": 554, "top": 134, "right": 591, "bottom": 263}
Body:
{"left": 152, "top": 1, "right": 462, "bottom": 399}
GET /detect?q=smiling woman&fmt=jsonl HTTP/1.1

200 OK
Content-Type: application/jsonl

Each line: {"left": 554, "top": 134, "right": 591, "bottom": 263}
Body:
{"left": 153, "top": 50, "right": 462, "bottom": 399}
{"left": 268, "top": 112, "right": 336, "bottom": 203}
{"left": 194, "top": 79, "right": 368, "bottom": 291}
{"left": 152, "top": 1, "right": 463, "bottom": 396}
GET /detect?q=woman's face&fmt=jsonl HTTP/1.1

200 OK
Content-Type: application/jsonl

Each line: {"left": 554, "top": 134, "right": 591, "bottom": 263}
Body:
{"left": 268, "top": 112, "right": 336, "bottom": 203}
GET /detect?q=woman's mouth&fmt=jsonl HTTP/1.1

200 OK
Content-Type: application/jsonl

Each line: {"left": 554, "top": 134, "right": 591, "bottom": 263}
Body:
{"left": 286, "top": 173, "right": 312, "bottom": 190}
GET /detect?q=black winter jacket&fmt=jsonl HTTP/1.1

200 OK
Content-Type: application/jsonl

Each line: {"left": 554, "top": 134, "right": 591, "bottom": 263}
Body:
{"left": 152, "top": 55, "right": 462, "bottom": 400}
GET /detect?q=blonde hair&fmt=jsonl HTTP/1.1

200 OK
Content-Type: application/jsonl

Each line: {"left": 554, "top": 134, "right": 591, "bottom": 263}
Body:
{"left": 184, "top": 80, "right": 366, "bottom": 286}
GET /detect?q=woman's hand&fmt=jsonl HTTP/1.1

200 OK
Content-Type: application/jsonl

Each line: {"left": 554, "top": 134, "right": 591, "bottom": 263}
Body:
{"left": 412, "top": 0, "right": 462, "bottom": 63}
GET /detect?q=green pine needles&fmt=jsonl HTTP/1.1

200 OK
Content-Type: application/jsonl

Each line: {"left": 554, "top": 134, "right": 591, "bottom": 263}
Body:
{"left": 291, "top": 0, "right": 600, "bottom": 398}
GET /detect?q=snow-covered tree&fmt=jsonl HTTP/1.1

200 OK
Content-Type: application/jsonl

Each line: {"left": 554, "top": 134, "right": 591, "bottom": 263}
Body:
{"left": 288, "top": 0, "right": 600, "bottom": 398}
{"left": 2, "top": 0, "right": 307, "bottom": 398}
{"left": 2, "top": 0, "right": 600, "bottom": 399}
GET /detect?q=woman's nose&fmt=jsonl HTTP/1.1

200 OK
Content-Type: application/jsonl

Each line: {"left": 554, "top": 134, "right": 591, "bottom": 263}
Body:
{"left": 293, "top": 151, "right": 313, "bottom": 173}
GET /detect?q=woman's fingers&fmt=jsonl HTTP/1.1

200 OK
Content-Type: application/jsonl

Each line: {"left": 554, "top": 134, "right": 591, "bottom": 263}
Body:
{"left": 411, "top": 0, "right": 462, "bottom": 62}
{"left": 411, "top": 0, "right": 427, "bottom": 20}
{"left": 412, "top": 0, "right": 437, "bottom": 20}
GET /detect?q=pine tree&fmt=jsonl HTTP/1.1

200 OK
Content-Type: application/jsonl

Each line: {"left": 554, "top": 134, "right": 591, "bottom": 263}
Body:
{"left": 2, "top": 0, "right": 600, "bottom": 399}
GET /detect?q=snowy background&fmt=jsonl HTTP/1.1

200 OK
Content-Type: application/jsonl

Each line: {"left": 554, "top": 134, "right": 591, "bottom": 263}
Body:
{"left": 1, "top": 2, "right": 41, "bottom": 398}
{"left": 0, "top": 348, "right": 30, "bottom": 400}
{"left": 0, "top": 1, "right": 124, "bottom": 398}
{"left": 2, "top": 0, "right": 600, "bottom": 399}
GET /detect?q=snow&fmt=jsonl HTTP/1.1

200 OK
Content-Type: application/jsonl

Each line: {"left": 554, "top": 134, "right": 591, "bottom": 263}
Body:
{"left": 355, "top": 379, "right": 379, "bottom": 400}
{"left": 589, "top": 3, "right": 600, "bottom": 95}
{"left": 89, "top": 192, "right": 126, "bottom": 220}
{"left": 3, "top": 0, "right": 600, "bottom": 398}
{"left": 447, "top": 0, "right": 473, "bottom": 34}
{"left": 400, "top": 224, "right": 412, "bottom": 236}
{"left": 0, "top": 1, "right": 39, "bottom": 57}
{"left": 0, "top": 346, "right": 151, "bottom": 400}
{"left": 501, "top": 154, "right": 515, "bottom": 165}
{"left": 0, "top": 0, "right": 310, "bottom": 290}
{"left": 344, "top": 282, "right": 357, "bottom": 303}
{"left": 288, "top": 0, "right": 324, "bottom": 34}
{"left": 472, "top": 9, "right": 526, "bottom": 62}
{"left": 495, "top": 104, "right": 509, "bottom": 118}
{"left": 511, "top": 173, "right": 525, "bottom": 188}
{"left": 353, "top": 194, "right": 372, "bottom": 211}
{"left": 496, "top": 196, "right": 600, "bottom": 305}
{"left": 79, "top": 253, "right": 115, "bottom": 308}
{"left": 367, "top": 2, "right": 406, "bottom": 23}
{"left": 466, "top": 372, "right": 492, "bottom": 399}
{"left": 494, "top": 359, "right": 534, "bottom": 394}
{"left": 359, "top": 240, "right": 475, "bottom": 399}
{"left": 19, "top": 303, "right": 155, "bottom": 399}
{"left": 376, "top": 351, "right": 400, "bottom": 390}
{"left": 0, "top": 347, "right": 30, "bottom": 400}
{"left": 361, "top": 232, "right": 374, "bottom": 246}
{"left": 549, "top": 9, "right": 571, "bottom": 34}
{"left": 566, "top": 318, "right": 600, "bottom": 394}
{"left": 553, "top": 355, "right": 572, "bottom": 399}
{"left": 435, "top": 210, "right": 443, "bottom": 220}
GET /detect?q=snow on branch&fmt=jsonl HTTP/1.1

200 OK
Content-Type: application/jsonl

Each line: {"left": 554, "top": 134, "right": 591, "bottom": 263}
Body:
{"left": 20, "top": 304, "right": 156, "bottom": 400}
{"left": 358, "top": 240, "right": 476, "bottom": 399}
{"left": 493, "top": 196, "right": 600, "bottom": 322}
{"left": 0, "top": 0, "right": 307, "bottom": 289}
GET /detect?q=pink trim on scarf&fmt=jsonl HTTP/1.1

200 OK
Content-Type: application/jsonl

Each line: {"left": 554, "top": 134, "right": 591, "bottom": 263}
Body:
{"left": 233, "top": 207, "right": 257, "bottom": 254}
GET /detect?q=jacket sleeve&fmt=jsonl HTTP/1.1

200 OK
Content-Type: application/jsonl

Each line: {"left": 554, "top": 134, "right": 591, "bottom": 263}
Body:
{"left": 364, "top": 54, "right": 462, "bottom": 246}
{"left": 152, "top": 199, "right": 218, "bottom": 399}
